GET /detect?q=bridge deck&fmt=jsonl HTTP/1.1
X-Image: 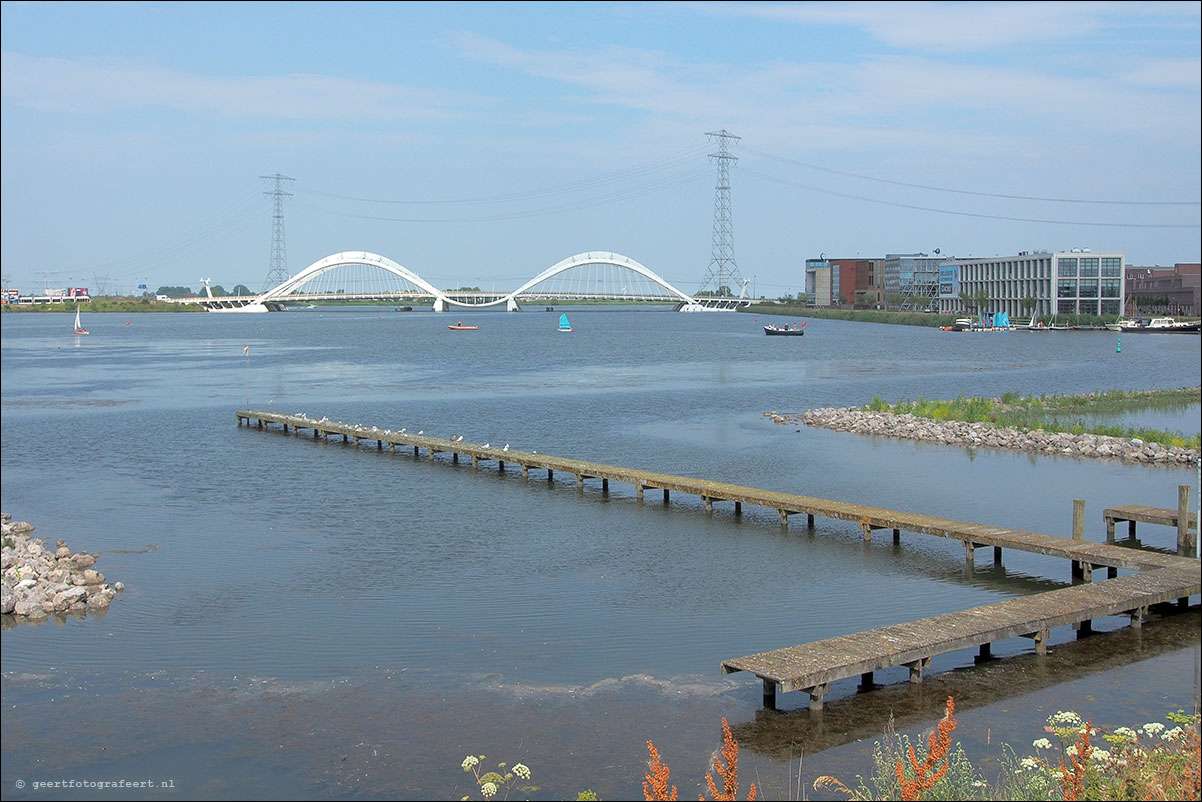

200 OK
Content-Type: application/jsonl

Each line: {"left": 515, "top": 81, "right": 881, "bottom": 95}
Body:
{"left": 720, "top": 566, "right": 1199, "bottom": 709}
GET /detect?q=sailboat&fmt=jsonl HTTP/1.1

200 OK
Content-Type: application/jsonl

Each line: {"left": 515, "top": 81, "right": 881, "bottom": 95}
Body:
{"left": 558, "top": 313, "right": 572, "bottom": 332}
{"left": 73, "top": 305, "right": 89, "bottom": 335}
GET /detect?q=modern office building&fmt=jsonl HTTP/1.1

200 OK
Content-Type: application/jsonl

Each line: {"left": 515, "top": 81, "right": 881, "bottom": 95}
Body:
{"left": 806, "top": 257, "right": 885, "bottom": 308}
{"left": 937, "top": 250, "right": 1125, "bottom": 318}
{"left": 882, "top": 253, "right": 946, "bottom": 310}
{"left": 804, "top": 257, "right": 834, "bottom": 306}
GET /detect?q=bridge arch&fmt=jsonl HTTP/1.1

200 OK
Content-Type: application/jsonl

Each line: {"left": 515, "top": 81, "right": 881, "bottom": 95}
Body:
{"left": 501, "top": 251, "right": 694, "bottom": 310}
{"left": 260, "top": 251, "right": 448, "bottom": 306}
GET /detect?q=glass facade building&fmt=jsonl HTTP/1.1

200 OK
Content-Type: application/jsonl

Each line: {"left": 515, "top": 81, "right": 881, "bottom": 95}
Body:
{"left": 937, "top": 250, "right": 1125, "bottom": 318}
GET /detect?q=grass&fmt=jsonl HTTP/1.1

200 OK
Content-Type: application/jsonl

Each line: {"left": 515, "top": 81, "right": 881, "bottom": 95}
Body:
{"left": 862, "top": 387, "right": 1201, "bottom": 451}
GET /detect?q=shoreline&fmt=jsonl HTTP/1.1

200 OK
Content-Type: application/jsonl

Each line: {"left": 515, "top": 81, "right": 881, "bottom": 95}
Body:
{"left": 768, "top": 407, "right": 1200, "bottom": 466}
{"left": 1, "top": 513, "right": 123, "bottom": 621}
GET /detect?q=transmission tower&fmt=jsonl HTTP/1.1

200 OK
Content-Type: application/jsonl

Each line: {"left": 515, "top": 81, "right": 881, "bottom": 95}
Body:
{"left": 260, "top": 173, "right": 296, "bottom": 292}
{"left": 697, "top": 129, "right": 746, "bottom": 297}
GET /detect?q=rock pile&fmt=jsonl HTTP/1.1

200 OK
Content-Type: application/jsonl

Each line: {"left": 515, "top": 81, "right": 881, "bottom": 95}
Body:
{"left": 766, "top": 409, "right": 1200, "bottom": 467}
{"left": 2, "top": 512, "right": 123, "bottom": 620}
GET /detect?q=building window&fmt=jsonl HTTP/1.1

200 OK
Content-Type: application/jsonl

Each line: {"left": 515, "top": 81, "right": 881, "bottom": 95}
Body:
{"left": 1079, "top": 279, "right": 1099, "bottom": 296}
{"left": 1058, "top": 299, "right": 1077, "bottom": 314}
{"left": 1058, "top": 279, "right": 1077, "bottom": 297}
{"left": 1101, "top": 279, "right": 1121, "bottom": 297}
{"left": 1058, "top": 258, "right": 1078, "bottom": 276}
{"left": 1079, "top": 258, "right": 1099, "bottom": 276}
{"left": 1101, "top": 299, "right": 1121, "bottom": 315}
{"left": 1101, "top": 257, "right": 1122, "bottom": 276}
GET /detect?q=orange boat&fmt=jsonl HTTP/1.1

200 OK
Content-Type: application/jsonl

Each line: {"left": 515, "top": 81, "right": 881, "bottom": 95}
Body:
{"left": 448, "top": 321, "right": 478, "bottom": 331}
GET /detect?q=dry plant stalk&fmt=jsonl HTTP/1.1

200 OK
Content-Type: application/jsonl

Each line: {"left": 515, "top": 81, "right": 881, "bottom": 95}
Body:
{"left": 702, "top": 718, "right": 758, "bottom": 801}
{"left": 1056, "top": 721, "right": 1094, "bottom": 801}
{"left": 895, "top": 695, "right": 957, "bottom": 801}
{"left": 644, "top": 740, "right": 678, "bottom": 801}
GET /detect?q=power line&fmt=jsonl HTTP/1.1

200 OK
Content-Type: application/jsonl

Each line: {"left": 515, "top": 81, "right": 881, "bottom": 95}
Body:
{"left": 740, "top": 167, "right": 1201, "bottom": 229}
{"left": 300, "top": 145, "right": 712, "bottom": 206}
{"left": 292, "top": 167, "right": 711, "bottom": 223}
{"left": 741, "top": 146, "right": 1200, "bottom": 206}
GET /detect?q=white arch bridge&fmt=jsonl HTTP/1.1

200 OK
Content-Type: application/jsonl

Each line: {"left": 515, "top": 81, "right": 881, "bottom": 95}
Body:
{"left": 191, "top": 251, "right": 749, "bottom": 312}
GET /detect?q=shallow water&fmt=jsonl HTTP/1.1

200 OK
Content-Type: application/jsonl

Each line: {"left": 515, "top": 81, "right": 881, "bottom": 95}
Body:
{"left": 2, "top": 308, "right": 1199, "bottom": 799}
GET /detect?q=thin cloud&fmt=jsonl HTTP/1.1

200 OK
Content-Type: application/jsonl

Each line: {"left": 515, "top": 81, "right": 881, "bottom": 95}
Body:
{"left": 0, "top": 52, "right": 474, "bottom": 121}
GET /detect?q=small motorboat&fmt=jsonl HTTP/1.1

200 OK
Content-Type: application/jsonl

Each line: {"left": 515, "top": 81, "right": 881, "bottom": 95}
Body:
{"left": 763, "top": 322, "right": 804, "bottom": 336}
{"left": 448, "top": 322, "right": 478, "bottom": 331}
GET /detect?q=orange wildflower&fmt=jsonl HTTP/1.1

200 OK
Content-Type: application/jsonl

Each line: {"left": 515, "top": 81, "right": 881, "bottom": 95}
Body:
{"left": 1057, "top": 722, "right": 1093, "bottom": 802}
{"left": 896, "top": 696, "right": 957, "bottom": 801}
{"left": 644, "top": 740, "right": 678, "bottom": 801}
{"left": 702, "top": 718, "right": 758, "bottom": 801}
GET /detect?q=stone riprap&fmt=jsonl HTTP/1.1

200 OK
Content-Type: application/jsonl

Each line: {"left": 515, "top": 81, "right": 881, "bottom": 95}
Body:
{"left": 1, "top": 512, "right": 123, "bottom": 620}
{"left": 766, "top": 409, "right": 1200, "bottom": 467}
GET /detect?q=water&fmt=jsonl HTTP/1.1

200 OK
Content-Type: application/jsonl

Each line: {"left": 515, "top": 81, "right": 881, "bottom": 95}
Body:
{"left": 2, "top": 308, "right": 1199, "bottom": 800}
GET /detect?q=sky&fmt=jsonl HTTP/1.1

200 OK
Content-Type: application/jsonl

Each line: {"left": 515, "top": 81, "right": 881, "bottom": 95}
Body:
{"left": 1, "top": 1, "right": 1199, "bottom": 298}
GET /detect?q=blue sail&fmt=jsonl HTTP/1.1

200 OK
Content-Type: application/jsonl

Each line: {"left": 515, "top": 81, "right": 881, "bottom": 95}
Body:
{"left": 559, "top": 313, "right": 571, "bottom": 330}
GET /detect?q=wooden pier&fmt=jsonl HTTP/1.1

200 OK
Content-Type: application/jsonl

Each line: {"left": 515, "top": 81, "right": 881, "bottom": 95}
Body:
{"left": 721, "top": 566, "right": 1199, "bottom": 710}
{"left": 1104, "top": 487, "right": 1198, "bottom": 555}
{"left": 237, "top": 409, "right": 1200, "bottom": 708}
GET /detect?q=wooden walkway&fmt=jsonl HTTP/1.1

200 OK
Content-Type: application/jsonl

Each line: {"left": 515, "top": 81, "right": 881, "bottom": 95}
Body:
{"left": 721, "top": 567, "right": 1199, "bottom": 709}
{"left": 1104, "top": 496, "right": 1197, "bottom": 555}
{"left": 237, "top": 409, "right": 1201, "bottom": 709}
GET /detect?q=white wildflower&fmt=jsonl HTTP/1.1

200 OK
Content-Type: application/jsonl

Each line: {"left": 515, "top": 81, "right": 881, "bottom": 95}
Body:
{"left": 1142, "top": 722, "right": 1166, "bottom": 737}
{"left": 462, "top": 755, "right": 479, "bottom": 771}
{"left": 1162, "top": 726, "right": 1184, "bottom": 741}
{"left": 481, "top": 781, "right": 498, "bottom": 799}
{"left": 513, "top": 763, "right": 531, "bottom": 780}
{"left": 1091, "top": 749, "right": 1110, "bottom": 764}
{"left": 1113, "top": 727, "right": 1138, "bottom": 740}
{"left": 1020, "top": 757, "right": 1042, "bottom": 771}
{"left": 1066, "top": 745, "right": 1078, "bottom": 757}
{"left": 1050, "top": 711, "right": 1083, "bottom": 727}
{"left": 1033, "top": 738, "right": 1053, "bottom": 750}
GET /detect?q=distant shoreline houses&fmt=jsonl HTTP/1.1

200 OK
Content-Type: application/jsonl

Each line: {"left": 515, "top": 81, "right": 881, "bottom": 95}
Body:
{"left": 804, "top": 252, "right": 1199, "bottom": 318}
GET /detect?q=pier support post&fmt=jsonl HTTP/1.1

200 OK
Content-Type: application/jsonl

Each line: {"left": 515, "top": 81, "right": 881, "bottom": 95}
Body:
{"left": 735, "top": 501, "right": 742, "bottom": 515}
{"left": 1032, "top": 629, "right": 1049, "bottom": 655}
{"left": 704, "top": 497, "right": 713, "bottom": 514}
{"left": 520, "top": 464, "right": 527, "bottom": 478}
{"left": 1178, "top": 484, "right": 1194, "bottom": 556}
{"left": 547, "top": 469, "right": 553, "bottom": 481}
{"left": 1106, "top": 517, "right": 1115, "bottom": 543}
{"left": 471, "top": 455, "right": 478, "bottom": 469}
{"left": 807, "top": 514, "right": 815, "bottom": 527}
{"left": 994, "top": 546, "right": 1002, "bottom": 565}
{"left": 976, "top": 642, "right": 992, "bottom": 663}
{"left": 452, "top": 452, "right": 458, "bottom": 463}
{"left": 412, "top": 445, "right": 418, "bottom": 456}
{"left": 1129, "top": 606, "right": 1146, "bottom": 630}
{"left": 602, "top": 478, "right": 608, "bottom": 493}
{"left": 763, "top": 679, "right": 776, "bottom": 710}
{"left": 893, "top": 529, "right": 901, "bottom": 545}
{"left": 860, "top": 672, "right": 873, "bottom": 690}
{"left": 662, "top": 488, "right": 669, "bottom": 502}
{"left": 907, "top": 657, "right": 930, "bottom": 684}
{"left": 498, "top": 460, "right": 504, "bottom": 471}
{"left": 965, "top": 541, "right": 975, "bottom": 567}
{"left": 1075, "top": 618, "right": 1093, "bottom": 638}
{"left": 636, "top": 485, "right": 644, "bottom": 501}
{"left": 778, "top": 510, "right": 789, "bottom": 529}
{"left": 576, "top": 474, "right": 584, "bottom": 492}
{"left": 1071, "top": 499, "right": 1086, "bottom": 580}
{"left": 860, "top": 522, "right": 872, "bottom": 542}
{"left": 808, "top": 683, "right": 827, "bottom": 711}
{"left": 1108, "top": 565, "right": 1118, "bottom": 579}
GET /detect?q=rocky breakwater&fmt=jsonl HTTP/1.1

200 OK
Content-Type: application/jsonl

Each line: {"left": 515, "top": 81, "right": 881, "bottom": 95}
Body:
{"left": 765, "top": 410, "right": 1200, "bottom": 467}
{"left": 2, "top": 512, "right": 123, "bottom": 620}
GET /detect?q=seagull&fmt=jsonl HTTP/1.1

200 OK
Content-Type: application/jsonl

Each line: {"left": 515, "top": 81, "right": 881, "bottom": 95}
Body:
{"left": 399, "top": 428, "right": 406, "bottom": 433}
{"left": 417, "top": 430, "right": 424, "bottom": 435}
{"left": 502, "top": 444, "right": 509, "bottom": 452}
{"left": 483, "top": 443, "right": 489, "bottom": 448}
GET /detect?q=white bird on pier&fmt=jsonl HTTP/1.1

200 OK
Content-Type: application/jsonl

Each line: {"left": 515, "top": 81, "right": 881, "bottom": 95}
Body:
{"left": 502, "top": 444, "right": 509, "bottom": 452}
{"left": 399, "top": 428, "right": 406, "bottom": 433}
{"left": 483, "top": 443, "right": 490, "bottom": 448}
{"left": 417, "top": 430, "right": 424, "bottom": 435}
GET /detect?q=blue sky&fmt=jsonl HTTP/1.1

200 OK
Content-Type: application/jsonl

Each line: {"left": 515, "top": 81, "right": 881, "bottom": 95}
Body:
{"left": 2, "top": 1, "right": 1199, "bottom": 297}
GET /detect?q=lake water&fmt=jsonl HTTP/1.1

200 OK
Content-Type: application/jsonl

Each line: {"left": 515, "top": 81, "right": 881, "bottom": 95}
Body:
{"left": 2, "top": 307, "right": 1199, "bottom": 800}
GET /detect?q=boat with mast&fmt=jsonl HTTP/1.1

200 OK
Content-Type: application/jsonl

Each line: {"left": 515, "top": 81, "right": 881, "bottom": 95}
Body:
{"left": 73, "top": 305, "right": 88, "bottom": 335}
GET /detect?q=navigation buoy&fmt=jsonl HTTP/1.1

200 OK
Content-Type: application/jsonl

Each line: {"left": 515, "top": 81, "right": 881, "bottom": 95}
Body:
{"left": 1116, "top": 336, "right": 1121, "bottom": 353}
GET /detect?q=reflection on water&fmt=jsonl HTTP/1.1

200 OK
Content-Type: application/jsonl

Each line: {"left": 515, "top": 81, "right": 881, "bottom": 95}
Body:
{"left": 1, "top": 308, "right": 1199, "bottom": 798}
